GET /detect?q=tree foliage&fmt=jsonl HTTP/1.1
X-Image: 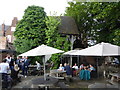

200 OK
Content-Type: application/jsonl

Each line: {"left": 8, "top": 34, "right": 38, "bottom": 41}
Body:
{"left": 90, "top": 2, "right": 120, "bottom": 45}
{"left": 45, "top": 16, "right": 70, "bottom": 69}
{"left": 14, "top": 5, "right": 47, "bottom": 53}
{"left": 65, "top": 2, "right": 120, "bottom": 46}
{"left": 65, "top": 2, "right": 95, "bottom": 47}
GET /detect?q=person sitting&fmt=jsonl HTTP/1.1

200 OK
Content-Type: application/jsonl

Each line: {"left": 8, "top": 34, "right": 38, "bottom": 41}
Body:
{"left": 72, "top": 63, "right": 78, "bottom": 70}
{"left": 113, "top": 58, "right": 119, "bottom": 66}
{"left": 79, "top": 64, "right": 84, "bottom": 70}
{"left": 72, "top": 63, "right": 78, "bottom": 76}
{"left": 58, "top": 64, "right": 64, "bottom": 71}
{"left": 88, "top": 64, "right": 95, "bottom": 72}
{"left": 88, "top": 64, "right": 96, "bottom": 78}
{"left": 79, "top": 66, "right": 90, "bottom": 80}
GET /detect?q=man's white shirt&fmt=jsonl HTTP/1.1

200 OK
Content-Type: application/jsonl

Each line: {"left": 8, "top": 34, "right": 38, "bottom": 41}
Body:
{"left": 0, "top": 62, "right": 9, "bottom": 73}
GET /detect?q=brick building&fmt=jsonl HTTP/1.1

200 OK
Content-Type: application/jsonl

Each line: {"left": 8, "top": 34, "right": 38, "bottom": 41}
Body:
{"left": 0, "top": 17, "right": 18, "bottom": 60}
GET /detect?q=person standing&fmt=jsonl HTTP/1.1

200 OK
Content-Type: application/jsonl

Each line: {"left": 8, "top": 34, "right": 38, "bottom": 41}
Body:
{"left": 64, "top": 63, "right": 72, "bottom": 76}
{"left": 35, "top": 61, "right": 41, "bottom": 70}
{"left": 16, "top": 56, "right": 21, "bottom": 68}
{"left": 9, "top": 55, "right": 15, "bottom": 71}
{"left": 0, "top": 59, "right": 10, "bottom": 88}
{"left": 23, "top": 56, "right": 30, "bottom": 77}
{"left": 5, "top": 54, "right": 12, "bottom": 64}
{"left": 21, "top": 56, "right": 25, "bottom": 76}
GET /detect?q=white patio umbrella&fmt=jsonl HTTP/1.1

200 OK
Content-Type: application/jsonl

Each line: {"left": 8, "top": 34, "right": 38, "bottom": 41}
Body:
{"left": 63, "top": 49, "right": 80, "bottom": 66}
{"left": 19, "top": 44, "right": 64, "bottom": 56}
{"left": 69, "top": 42, "right": 120, "bottom": 56}
{"left": 19, "top": 44, "right": 64, "bottom": 80}
{"left": 64, "top": 42, "right": 120, "bottom": 78}
{"left": 63, "top": 49, "right": 80, "bottom": 55}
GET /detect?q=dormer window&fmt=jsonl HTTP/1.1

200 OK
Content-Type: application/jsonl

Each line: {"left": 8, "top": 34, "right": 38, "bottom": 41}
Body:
{"left": 7, "top": 35, "right": 11, "bottom": 42}
{"left": 11, "top": 27, "right": 16, "bottom": 31}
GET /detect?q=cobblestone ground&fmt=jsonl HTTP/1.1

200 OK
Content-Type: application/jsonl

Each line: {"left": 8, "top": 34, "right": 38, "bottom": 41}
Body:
{"left": 12, "top": 75, "right": 119, "bottom": 89}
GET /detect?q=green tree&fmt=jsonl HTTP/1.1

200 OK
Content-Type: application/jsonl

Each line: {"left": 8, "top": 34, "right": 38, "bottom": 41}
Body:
{"left": 65, "top": 2, "right": 120, "bottom": 46}
{"left": 45, "top": 16, "right": 70, "bottom": 69}
{"left": 65, "top": 2, "right": 95, "bottom": 47}
{"left": 90, "top": 2, "right": 120, "bottom": 45}
{"left": 14, "top": 5, "right": 47, "bottom": 53}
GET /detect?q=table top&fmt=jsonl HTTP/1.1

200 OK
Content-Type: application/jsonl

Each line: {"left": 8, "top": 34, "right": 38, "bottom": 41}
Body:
{"left": 28, "top": 65, "right": 43, "bottom": 68}
{"left": 50, "top": 69, "right": 66, "bottom": 74}
{"left": 109, "top": 73, "right": 120, "bottom": 78}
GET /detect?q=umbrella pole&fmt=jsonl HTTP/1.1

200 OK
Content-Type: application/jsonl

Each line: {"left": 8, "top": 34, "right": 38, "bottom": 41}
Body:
{"left": 43, "top": 56, "right": 46, "bottom": 81}
{"left": 97, "top": 57, "right": 99, "bottom": 78}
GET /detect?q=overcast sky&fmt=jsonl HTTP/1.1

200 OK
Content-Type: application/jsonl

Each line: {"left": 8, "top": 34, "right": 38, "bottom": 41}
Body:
{"left": 0, "top": 0, "right": 69, "bottom": 25}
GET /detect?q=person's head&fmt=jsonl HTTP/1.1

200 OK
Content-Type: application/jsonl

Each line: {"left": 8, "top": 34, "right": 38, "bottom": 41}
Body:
{"left": 89, "top": 64, "right": 93, "bottom": 67}
{"left": 22, "top": 56, "right": 24, "bottom": 59}
{"left": 7, "top": 54, "right": 10, "bottom": 57}
{"left": 6, "top": 54, "right": 11, "bottom": 59}
{"left": 83, "top": 66, "right": 87, "bottom": 70}
{"left": 64, "top": 63, "right": 67, "bottom": 66}
{"left": 24, "top": 56, "right": 28, "bottom": 59}
{"left": 60, "top": 64, "right": 62, "bottom": 67}
{"left": 74, "top": 63, "right": 77, "bottom": 66}
{"left": 17, "top": 56, "right": 20, "bottom": 59}
{"left": 81, "top": 63, "right": 83, "bottom": 65}
{"left": 2, "top": 59, "right": 7, "bottom": 63}
{"left": 36, "top": 61, "right": 39, "bottom": 64}
{"left": 11, "top": 55, "right": 14, "bottom": 59}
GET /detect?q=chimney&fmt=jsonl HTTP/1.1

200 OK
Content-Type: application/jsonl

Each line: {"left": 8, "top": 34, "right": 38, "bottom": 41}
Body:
{"left": 2, "top": 23, "right": 5, "bottom": 36}
{"left": 11, "top": 17, "right": 18, "bottom": 27}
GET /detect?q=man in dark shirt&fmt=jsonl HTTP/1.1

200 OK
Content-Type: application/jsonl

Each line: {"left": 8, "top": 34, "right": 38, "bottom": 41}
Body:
{"left": 23, "top": 56, "right": 30, "bottom": 77}
{"left": 64, "top": 63, "right": 72, "bottom": 76}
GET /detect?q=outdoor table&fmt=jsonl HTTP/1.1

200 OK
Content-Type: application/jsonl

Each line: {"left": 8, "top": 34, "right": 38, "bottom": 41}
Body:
{"left": 28, "top": 65, "right": 44, "bottom": 70}
{"left": 79, "top": 70, "right": 90, "bottom": 80}
{"left": 28, "top": 65, "right": 44, "bottom": 75}
{"left": 50, "top": 69, "right": 66, "bottom": 79}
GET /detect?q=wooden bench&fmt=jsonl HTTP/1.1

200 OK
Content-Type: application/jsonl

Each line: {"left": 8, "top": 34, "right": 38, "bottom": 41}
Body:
{"left": 109, "top": 73, "right": 120, "bottom": 82}
{"left": 64, "top": 75, "right": 73, "bottom": 82}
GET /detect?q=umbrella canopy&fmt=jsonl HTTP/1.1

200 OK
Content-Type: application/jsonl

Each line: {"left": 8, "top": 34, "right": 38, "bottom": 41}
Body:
{"left": 63, "top": 49, "right": 80, "bottom": 55}
{"left": 68, "top": 42, "right": 120, "bottom": 56}
{"left": 19, "top": 44, "right": 64, "bottom": 56}
{"left": 19, "top": 44, "right": 64, "bottom": 81}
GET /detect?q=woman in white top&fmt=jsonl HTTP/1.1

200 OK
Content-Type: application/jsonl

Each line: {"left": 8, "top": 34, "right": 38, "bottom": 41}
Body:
{"left": 72, "top": 63, "right": 78, "bottom": 70}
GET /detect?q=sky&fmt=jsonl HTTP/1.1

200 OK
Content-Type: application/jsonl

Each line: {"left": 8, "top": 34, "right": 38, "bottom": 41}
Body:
{"left": 0, "top": 0, "right": 70, "bottom": 25}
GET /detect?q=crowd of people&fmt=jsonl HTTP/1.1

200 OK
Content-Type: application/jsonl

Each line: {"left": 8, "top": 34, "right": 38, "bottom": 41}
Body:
{"left": 57, "top": 63, "right": 96, "bottom": 79}
{"left": 0, "top": 54, "right": 30, "bottom": 89}
{"left": 1, "top": 54, "right": 119, "bottom": 89}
